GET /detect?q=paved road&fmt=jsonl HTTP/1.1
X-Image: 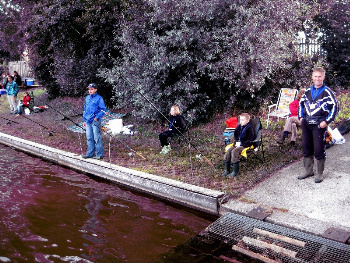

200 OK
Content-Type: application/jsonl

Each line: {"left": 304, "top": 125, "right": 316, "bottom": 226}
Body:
{"left": 222, "top": 132, "right": 350, "bottom": 237}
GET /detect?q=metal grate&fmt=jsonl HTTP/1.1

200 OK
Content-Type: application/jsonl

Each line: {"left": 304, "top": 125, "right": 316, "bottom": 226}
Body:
{"left": 203, "top": 212, "right": 350, "bottom": 263}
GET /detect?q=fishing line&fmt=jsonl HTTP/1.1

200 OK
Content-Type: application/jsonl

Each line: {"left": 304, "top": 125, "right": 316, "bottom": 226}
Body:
{"left": 32, "top": 94, "right": 147, "bottom": 160}
{"left": 0, "top": 116, "right": 19, "bottom": 125}
{"left": 118, "top": 72, "right": 215, "bottom": 169}
{"left": 19, "top": 114, "right": 55, "bottom": 136}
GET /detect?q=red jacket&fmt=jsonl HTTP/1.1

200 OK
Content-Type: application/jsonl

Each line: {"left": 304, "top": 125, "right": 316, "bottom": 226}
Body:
{"left": 289, "top": 100, "right": 299, "bottom": 117}
{"left": 23, "top": 95, "right": 31, "bottom": 107}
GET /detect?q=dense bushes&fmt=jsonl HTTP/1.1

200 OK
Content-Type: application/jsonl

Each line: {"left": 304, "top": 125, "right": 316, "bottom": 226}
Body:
{"left": 103, "top": 0, "right": 320, "bottom": 123}
{"left": 1, "top": 0, "right": 348, "bottom": 123}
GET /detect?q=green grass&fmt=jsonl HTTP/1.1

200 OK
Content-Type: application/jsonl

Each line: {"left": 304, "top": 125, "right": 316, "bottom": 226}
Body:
{"left": 1, "top": 87, "right": 349, "bottom": 199}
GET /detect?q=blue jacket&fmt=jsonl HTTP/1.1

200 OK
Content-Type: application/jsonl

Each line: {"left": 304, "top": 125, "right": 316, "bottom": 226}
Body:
{"left": 6, "top": 81, "right": 19, "bottom": 96}
{"left": 83, "top": 93, "right": 106, "bottom": 124}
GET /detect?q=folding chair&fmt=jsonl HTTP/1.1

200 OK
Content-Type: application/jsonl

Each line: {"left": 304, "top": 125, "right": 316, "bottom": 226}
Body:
{"left": 267, "top": 88, "right": 297, "bottom": 128}
{"left": 240, "top": 118, "right": 265, "bottom": 170}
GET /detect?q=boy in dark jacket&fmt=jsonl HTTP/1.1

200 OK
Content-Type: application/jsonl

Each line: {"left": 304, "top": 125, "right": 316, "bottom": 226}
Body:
{"left": 222, "top": 113, "right": 255, "bottom": 177}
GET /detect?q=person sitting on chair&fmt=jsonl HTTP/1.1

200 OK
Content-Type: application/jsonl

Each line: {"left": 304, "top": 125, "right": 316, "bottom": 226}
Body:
{"left": 159, "top": 105, "right": 186, "bottom": 154}
{"left": 222, "top": 113, "right": 255, "bottom": 178}
{"left": 16, "top": 92, "right": 31, "bottom": 116}
{"left": 276, "top": 89, "right": 306, "bottom": 145}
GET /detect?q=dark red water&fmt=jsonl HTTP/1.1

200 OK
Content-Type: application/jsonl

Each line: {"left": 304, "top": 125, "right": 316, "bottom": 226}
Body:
{"left": 0, "top": 145, "right": 213, "bottom": 262}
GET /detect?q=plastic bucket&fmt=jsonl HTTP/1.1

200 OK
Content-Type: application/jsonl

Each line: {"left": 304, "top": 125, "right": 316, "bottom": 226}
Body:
{"left": 107, "top": 119, "right": 123, "bottom": 134}
{"left": 0, "top": 89, "right": 6, "bottom": 95}
{"left": 26, "top": 79, "right": 34, "bottom": 86}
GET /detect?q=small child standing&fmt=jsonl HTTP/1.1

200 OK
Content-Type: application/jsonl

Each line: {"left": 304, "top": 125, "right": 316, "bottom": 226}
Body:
{"left": 16, "top": 92, "right": 31, "bottom": 116}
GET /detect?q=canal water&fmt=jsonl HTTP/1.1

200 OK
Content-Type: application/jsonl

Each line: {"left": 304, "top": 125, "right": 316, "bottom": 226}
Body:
{"left": 0, "top": 144, "right": 214, "bottom": 262}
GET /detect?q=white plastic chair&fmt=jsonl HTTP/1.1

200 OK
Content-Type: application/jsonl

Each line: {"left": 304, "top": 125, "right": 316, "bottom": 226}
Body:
{"left": 267, "top": 88, "right": 297, "bottom": 128}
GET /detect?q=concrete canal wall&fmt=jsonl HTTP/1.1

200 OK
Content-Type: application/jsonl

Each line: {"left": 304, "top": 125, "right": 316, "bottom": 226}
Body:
{"left": 0, "top": 132, "right": 225, "bottom": 215}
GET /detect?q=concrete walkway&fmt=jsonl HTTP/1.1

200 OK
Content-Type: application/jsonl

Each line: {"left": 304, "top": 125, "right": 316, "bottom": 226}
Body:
{"left": 221, "top": 132, "right": 350, "bottom": 239}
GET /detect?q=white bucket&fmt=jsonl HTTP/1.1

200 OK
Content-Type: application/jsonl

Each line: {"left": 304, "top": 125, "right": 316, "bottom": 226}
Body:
{"left": 108, "top": 119, "right": 123, "bottom": 134}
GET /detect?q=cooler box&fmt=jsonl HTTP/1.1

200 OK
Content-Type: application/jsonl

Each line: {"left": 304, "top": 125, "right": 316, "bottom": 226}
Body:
{"left": 25, "top": 79, "right": 34, "bottom": 86}
{"left": 0, "top": 89, "right": 6, "bottom": 95}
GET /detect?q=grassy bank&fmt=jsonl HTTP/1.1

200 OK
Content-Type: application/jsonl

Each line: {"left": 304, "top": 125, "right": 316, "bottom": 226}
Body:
{"left": 1, "top": 87, "right": 349, "bottom": 198}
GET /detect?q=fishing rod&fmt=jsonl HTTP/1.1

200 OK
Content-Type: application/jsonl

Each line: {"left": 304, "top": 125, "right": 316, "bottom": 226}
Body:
{"left": 32, "top": 94, "right": 147, "bottom": 160}
{"left": 118, "top": 72, "right": 215, "bottom": 168}
{"left": 0, "top": 116, "right": 19, "bottom": 125}
{"left": 20, "top": 114, "right": 55, "bottom": 136}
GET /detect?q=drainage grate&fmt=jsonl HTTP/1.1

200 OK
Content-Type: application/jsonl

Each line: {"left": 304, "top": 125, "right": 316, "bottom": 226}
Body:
{"left": 203, "top": 212, "right": 350, "bottom": 263}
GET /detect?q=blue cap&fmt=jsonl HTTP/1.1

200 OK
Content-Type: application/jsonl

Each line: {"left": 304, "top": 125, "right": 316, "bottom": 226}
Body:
{"left": 87, "top": 83, "right": 98, "bottom": 89}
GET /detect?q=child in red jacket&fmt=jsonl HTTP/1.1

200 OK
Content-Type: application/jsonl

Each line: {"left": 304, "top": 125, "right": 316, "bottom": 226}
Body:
{"left": 16, "top": 92, "right": 31, "bottom": 116}
{"left": 276, "top": 89, "right": 305, "bottom": 145}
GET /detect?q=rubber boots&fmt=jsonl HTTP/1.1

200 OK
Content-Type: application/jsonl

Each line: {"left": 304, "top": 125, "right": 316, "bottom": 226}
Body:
{"left": 315, "top": 158, "right": 325, "bottom": 183}
{"left": 297, "top": 156, "right": 314, "bottom": 180}
{"left": 221, "top": 161, "right": 231, "bottom": 177}
{"left": 227, "top": 162, "right": 239, "bottom": 178}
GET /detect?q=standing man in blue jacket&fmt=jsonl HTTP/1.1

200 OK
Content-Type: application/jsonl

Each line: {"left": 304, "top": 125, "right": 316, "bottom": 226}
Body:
{"left": 6, "top": 75, "right": 19, "bottom": 114}
{"left": 298, "top": 67, "right": 338, "bottom": 183}
{"left": 82, "top": 83, "right": 106, "bottom": 160}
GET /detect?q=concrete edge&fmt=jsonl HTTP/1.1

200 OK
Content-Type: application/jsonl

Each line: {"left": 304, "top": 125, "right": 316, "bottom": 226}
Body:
{"left": 0, "top": 132, "right": 225, "bottom": 215}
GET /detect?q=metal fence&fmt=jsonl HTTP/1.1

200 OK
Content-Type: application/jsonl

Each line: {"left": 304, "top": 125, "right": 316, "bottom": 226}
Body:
{"left": 296, "top": 38, "right": 326, "bottom": 56}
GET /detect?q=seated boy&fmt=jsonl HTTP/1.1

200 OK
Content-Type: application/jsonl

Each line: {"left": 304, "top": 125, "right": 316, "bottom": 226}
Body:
{"left": 222, "top": 113, "right": 255, "bottom": 177}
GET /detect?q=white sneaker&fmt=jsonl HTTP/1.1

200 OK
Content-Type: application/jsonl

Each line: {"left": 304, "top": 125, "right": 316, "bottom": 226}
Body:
{"left": 162, "top": 145, "right": 171, "bottom": 154}
{"left": 160, "top": 146, "right": 166, "bottom": 154}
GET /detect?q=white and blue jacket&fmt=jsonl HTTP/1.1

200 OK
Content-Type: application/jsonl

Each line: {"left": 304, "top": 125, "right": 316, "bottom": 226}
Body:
{"left": 298, "top": 84, "right": 338, "bottom": 125}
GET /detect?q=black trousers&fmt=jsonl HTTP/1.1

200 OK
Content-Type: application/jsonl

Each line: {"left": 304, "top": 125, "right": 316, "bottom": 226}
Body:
{"left": 159, "top": 130, "right": 175, "bottom": 147}
{"left": 301, "top": 119, "right": 327, "bottom": 160}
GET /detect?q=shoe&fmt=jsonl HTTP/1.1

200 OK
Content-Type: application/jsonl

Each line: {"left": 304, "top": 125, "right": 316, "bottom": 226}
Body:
{"left": 297, "top": 157, "right": 314, "bottom": 180}
{"left": 276, "top": 132, "right": 289, "bottom": 144}
{"left": 315, "top": 158, "right": 325, "bottom": 183}
{"left": 15, "top": 114, "right": 20, "bottom": 117}
{"left": 93, "top": 156, "right": 103, "bottom": 160}
{"left": 160, "top": 145, "right": 171, "bottom": 154}
{"left": 227, "top": 162, "right": 239, "bottom": 177}
{"left": 221, "top": 161, "right": 231, "bottom": 177}
{"left": 276, "top": 138, "right": 284, "bottom": 144}
{"left": 82, "top": 155, "right": 93, "bottom": 159}
{"left": 160, "top": 146, "right": 166, "bottom": 154}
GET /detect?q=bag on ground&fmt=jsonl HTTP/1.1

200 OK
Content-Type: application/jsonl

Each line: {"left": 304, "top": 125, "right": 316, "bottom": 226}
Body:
{"left": 327, "top": 126, "right": 345, "bottom": 144}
